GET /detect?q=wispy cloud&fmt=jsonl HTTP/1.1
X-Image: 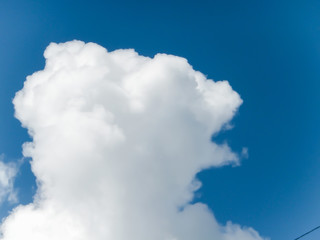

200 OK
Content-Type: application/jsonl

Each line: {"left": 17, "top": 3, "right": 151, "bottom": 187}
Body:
{"left": 0, "top": 155, "right": 18, "bottom": 205}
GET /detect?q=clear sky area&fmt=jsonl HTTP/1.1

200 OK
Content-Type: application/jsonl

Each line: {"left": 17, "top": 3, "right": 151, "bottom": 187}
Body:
{"left": 1, "top": 1, "right": 320, "bottom": 240}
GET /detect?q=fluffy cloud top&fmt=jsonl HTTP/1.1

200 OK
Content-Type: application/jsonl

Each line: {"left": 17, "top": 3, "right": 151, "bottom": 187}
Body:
{"left": 1, "top": 41, "right": 265, "bottom": 240}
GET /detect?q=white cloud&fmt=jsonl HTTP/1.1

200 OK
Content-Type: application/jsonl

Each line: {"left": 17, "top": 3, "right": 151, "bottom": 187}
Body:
{"left": 0, "top": 40, "right": 266, "bottom": 240}
{"left": 0, "top": 155, "right": 17, "bottom": 204}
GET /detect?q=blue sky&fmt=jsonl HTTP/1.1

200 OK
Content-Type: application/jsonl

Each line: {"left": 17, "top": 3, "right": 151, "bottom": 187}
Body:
{"left": 1, "top": 0, "right": 320, "bottom": 239}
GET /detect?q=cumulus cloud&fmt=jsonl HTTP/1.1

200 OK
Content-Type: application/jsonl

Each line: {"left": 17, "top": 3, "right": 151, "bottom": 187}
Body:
{"left": 0, "top": 155, "right": 17, "bottom": 204}
{"left": 0, "top": 40, "right": 265, "bottom": 240}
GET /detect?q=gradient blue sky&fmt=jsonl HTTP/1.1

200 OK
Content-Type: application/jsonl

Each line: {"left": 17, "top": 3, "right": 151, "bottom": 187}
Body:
{"left": 1, "top": 0, "right": 320, "bottom": 239}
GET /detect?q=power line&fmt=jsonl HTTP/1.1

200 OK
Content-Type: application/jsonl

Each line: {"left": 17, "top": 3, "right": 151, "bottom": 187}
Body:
{"left": 294, "top": 226, "right": 320, "bottom": 240}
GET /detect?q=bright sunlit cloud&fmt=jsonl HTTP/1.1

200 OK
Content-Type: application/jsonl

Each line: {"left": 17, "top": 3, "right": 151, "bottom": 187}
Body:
{"left": 0, "top": 40, "right": 265, "bottom": 240}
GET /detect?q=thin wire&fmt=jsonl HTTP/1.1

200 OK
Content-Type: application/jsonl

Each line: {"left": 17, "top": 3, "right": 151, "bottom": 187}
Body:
{"left": 294, "top": 226, "right": 320, "bottom": 240}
